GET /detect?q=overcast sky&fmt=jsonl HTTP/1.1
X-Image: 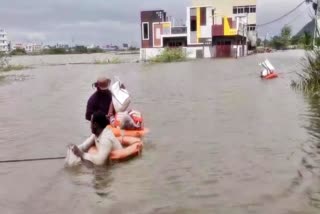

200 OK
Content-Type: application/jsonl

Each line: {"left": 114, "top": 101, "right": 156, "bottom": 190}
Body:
{"left": 0, "top": 0, "right": 313, "bottom": 46}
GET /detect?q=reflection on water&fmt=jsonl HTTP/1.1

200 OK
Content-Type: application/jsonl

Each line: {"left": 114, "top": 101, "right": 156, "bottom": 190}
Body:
{"left": 0, "top": 74, "right": 32, "bottom": 86}
{"left": 93, "top": 167, "right": 114, "bottom": 198}
{"left": 65, "top": 165, "right": 114, "bottom": 198}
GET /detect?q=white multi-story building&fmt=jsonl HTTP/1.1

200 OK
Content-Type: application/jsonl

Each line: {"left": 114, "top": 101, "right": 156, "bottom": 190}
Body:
{"left": 13, "top": 43, "right": 24, "bottom": 50}
{"left": 12, "top": 42, "right": 43, "bottom": 53}
{"left": 0, "top": 29, "right": 9, "bottom": 53}
{"left": 24, "top": 43, "right": 43, "bottom": 53}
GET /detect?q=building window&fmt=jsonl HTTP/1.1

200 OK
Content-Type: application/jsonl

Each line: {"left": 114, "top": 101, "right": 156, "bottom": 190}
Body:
{"left": 233, "top": 5, "right": 256, "bottom": 14}
{"left": 212, "top": 9, "right": 215, "bottom": 25}
{"left": 250, "top": 6, "right": 256, "bottom": 13}
{"left": 142, "top": 22, "right": 149, "bottom": 40}
{"left": 247, "top": 24, "right": 256, "bottom": 31}
{"left": 244, "top": 6, "right": 249, "bottom": 13}
{"left": 191, "top": 16, "right": 197, "bottom": 31}
{"left": 200, "top": 7, "right": 206, "bottom": 26}
{"left": 233, "top": 7, "right": 237, "bottom": 14}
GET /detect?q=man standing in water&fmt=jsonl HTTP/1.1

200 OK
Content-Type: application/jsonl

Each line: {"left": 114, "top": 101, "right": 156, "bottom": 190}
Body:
{"left": 86, "top": 77, "right": 115, "bottom": 122}
{"left": 70, "top": 111, "right": 123, "bottom": 166}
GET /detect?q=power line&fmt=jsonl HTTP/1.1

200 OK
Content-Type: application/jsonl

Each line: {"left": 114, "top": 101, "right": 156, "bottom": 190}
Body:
{"left": 286, "top": 6, "right": 309, "bottom": 26}
{"left": 257, "top": 0, "right": 306, "bottom": 28}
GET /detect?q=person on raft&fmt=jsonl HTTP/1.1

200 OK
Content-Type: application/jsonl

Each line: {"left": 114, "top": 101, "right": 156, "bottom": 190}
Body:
{"left": 86, "top": 76, "right": 115, "bottom": 122}
{"left": 70, "top": 111, "right": 123, "bottom": 166}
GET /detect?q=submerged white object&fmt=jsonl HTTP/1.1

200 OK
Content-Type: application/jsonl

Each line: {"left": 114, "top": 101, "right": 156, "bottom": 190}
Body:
{"left": 259, "top": 59, "right": 275, "bottom": 72}
{"left": 264, "top": 59, "right": 275, "bottom": 71}
{"left": 261, "top": 69, "right": 269, "bottom": 77}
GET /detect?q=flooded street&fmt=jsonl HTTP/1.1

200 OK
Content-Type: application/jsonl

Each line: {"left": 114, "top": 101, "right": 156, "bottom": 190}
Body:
{"left": 1, "top": 50, "right": 320, "bottom": 214}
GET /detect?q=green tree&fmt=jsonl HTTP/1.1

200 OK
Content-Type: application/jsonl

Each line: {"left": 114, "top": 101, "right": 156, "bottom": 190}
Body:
{"left": 291, "top": 35, "right": 302, "bottom": 45}
{"left": 281, "top": 25, "right": 292, "bottom": 49}
{"left": 303, "top": 32, "right": 312, "bottom": 50}
{"left": 41, "top": 48, "right": 67, "bottom": 55}
{"left": 263, "top": 38, "right": 270, "bottom": 47}
{"left": 256, "top": 38, "right": 262, "bottom": 46}
{"left": 128, "top": 46, "right": 139, "bottom": 51}
{"left": 10, "top": 48, "right": 27, "bottom": 55}
{"left": 88, "top": 47, "right": 104, "bottom": 53}
{"left": 315, "top": 37, "right": 320, "bottom": 47}
{"left": 270, "top": 25, "right": 293, "bottom": 50}
{"left": 271, "top": 36, "right": 284, "bottom": 50}
{"left": 72, "top": 46, "right": 88, "bottom": 54}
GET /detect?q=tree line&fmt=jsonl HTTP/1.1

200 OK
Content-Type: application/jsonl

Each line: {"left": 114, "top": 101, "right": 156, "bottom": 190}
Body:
{"left": 257, "top": 25, "right": 315, "bottom": 50}
{"left": 10, "top": 45, "right": 139, "bottom": 56}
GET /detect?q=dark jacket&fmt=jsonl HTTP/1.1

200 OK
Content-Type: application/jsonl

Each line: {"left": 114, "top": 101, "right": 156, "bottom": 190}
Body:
{"left": 86, "top": 90, "right": 113, "bottom": 121}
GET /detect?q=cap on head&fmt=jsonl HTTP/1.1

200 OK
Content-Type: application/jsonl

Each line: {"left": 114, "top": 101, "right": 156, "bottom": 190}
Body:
{"left": 94, "top": 76, "right": 110, "bottom": 90}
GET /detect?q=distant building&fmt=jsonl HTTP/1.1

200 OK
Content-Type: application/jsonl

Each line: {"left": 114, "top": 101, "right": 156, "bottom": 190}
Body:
{"left": 13, "top": 43, "right": 24, "bottom": 50}
{"left": 140, "top": 0, "right": 257, "bottom": 60}
{"left": 87, "top": 44, "right": 99, "bottom": 49}
{"left": 8, "top": 41, "right": 11, "bottom": 52}
{"left": 0, "top": 29, "right": 9, "bottom": 53}
{"left": 54, "top": 44, "right": 69, "bottom": 49}
{"left": 101, "top": 45, "right": 119, "bottom": 51}
{"left": 25, "top": 43, "right": 43, "bottom": 53}
{"left": 13, "top": 43, "right": 43, "bottom": 53}
{"left": 192, "top": 0, "right": 257, "bottom": 52}
{"left": 122, "top": 43, "right": 129, "bottom": 50}
{"left": 140, "top": 10, "right": 189, "bottom": 60}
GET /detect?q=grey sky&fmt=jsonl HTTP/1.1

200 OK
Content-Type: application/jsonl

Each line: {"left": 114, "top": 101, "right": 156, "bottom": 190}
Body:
{"left": 0, "top": 0, "right": 312, "bottom": 46}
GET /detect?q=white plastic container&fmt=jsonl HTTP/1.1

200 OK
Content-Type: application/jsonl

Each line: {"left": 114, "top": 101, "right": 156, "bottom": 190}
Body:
{"left": 110, "top": 77, "right": 131, "bottom": 112}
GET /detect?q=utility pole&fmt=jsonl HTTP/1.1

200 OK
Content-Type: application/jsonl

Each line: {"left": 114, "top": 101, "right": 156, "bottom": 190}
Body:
{"left": 245, "top": 13, "right": 248, "bottom": 56}
{"left": 313, "top": 0, "right": 320, "bottom": 48}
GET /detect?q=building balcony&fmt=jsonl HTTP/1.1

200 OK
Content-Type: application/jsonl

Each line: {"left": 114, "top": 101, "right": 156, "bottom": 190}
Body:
{"left": 171, "top": 26, "right": 187, "bottom": 34}
{"left": 212, "top": 17, "right": 247, "bottom": 37}
{"left": 152, "top": 22, "right": 187, "bottom": 48}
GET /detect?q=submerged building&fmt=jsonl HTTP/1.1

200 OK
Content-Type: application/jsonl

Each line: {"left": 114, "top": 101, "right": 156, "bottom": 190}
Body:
{"left": 0, "top": 29, "right": 9, "bottom": 53}
{"left": 140, "top": 0, "right": 257, "bottom": 60}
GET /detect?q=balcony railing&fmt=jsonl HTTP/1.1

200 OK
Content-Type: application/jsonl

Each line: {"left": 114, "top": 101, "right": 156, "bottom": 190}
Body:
{"left": 212, "top": 17, "right": 247, "bottom": 37}
{"left": 171, "top": 26, "right": 187, "bottom": 34}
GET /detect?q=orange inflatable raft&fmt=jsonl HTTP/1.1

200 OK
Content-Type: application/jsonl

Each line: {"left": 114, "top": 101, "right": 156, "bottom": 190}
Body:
{"left": 88, "top": 138, "right": 143, "bottom": 162}
{"left": 110, "top": 111, "right": 149, "bottom": 138}
{"left": 110, "top": 126, "right": 149, "bottom": 138}
{"left": 262, "top": 72, "right": 278, "bottom": 79}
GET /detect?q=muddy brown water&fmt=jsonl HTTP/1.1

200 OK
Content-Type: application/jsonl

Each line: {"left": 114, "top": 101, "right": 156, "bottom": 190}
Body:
{"left": 0, "top": 50, "right": 320, "bottom": 214}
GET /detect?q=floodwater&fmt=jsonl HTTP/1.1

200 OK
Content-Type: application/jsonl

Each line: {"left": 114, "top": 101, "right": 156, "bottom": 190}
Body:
{"left": 0, "top": 50, "right": 320, "bottom": 214}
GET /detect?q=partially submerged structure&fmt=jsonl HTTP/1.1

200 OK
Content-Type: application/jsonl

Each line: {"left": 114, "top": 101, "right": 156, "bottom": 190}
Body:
{"left": 140, "top": 0, "right": 257, "bottom": 60}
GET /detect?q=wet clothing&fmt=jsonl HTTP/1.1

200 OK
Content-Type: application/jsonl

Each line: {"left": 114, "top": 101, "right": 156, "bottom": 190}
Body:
{"left": 78, "top": 127, "right": 123, "bottom": 165}
{"left": 86, "top": 90, "right": 113, "bottom": 121}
